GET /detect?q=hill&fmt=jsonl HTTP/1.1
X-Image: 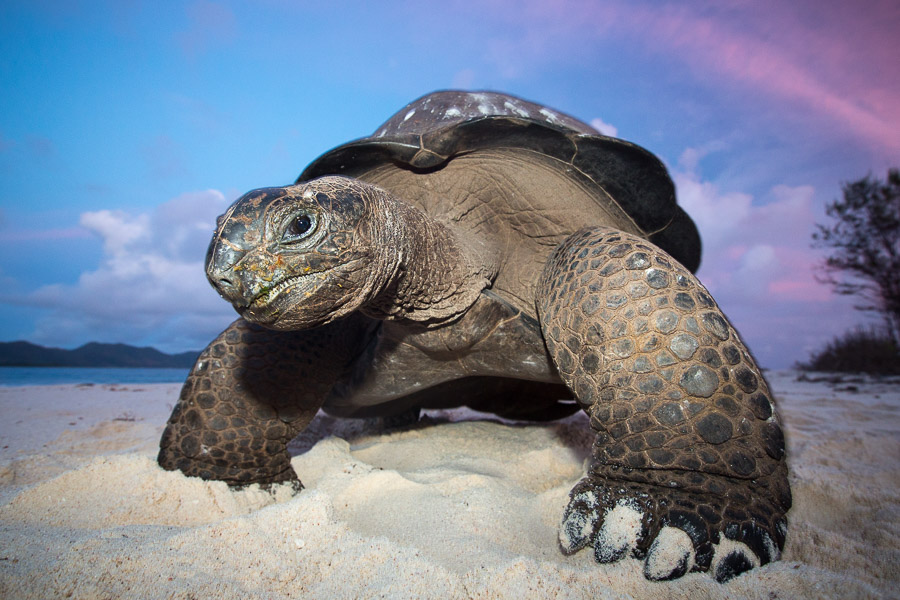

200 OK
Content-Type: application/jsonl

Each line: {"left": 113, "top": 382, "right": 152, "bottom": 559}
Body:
{"left": 0, "top": 341, "right": 199, "bottom": 368}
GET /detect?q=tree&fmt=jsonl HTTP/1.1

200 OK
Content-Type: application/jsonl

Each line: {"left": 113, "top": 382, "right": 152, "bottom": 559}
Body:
{"left": 812, "top": 168, "right": 900, "bottom": 346}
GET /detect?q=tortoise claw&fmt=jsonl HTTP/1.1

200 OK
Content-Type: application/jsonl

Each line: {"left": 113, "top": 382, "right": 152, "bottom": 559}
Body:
{"left": 593, "top": 503, "right": 644, "bottom": 564}
{"left": 643, "top": 527, "right": 694, "bottom": 580}
{"left": 714, "top": 548, "right": 756, "bottom": 583}
{"left": 559, "top": 474, "right": 786, "bottom": 582}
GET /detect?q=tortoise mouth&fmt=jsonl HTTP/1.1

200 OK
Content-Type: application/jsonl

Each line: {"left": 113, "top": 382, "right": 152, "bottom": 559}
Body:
{"left": 248, "top": 273, "right": 316, "bottom": 311}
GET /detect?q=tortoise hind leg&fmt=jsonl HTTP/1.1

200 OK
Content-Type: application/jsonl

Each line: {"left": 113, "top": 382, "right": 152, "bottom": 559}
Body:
{"left": 158, "top": 316, "right": 371, "bottom": 487}
{"left": 537, "top": 226, "right": 791, "bottom": 582}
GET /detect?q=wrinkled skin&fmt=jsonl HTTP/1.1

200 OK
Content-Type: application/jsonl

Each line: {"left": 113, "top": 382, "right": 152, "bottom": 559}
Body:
{"left": 159, "top": 101, "right": 791, "bottom": 584}
{"left": 207, "top": 180, "right": 396, "bottom": 329}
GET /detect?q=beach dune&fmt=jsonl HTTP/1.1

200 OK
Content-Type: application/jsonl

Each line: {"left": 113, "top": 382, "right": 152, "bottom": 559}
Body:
{"left": 0, "top": 371, "right": 897, "bottom": 599}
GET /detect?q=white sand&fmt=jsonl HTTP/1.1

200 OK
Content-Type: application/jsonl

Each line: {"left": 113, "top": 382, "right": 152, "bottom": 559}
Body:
{"left": 0, "top": 371, "right": 897, "bottom": 599}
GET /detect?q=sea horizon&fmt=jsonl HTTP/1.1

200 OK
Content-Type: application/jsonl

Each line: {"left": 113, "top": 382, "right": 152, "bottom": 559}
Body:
{"left": 0, "top": 366, "right": 190, "bottom": 387}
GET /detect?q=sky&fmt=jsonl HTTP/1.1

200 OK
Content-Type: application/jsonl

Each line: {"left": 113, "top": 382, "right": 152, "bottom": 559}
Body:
{"left": 0, "top": 0, "right": 897, "bottom": 369}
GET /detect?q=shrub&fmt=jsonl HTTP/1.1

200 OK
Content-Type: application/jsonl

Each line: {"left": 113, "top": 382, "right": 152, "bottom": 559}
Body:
{"left": 798, "top": 327, "right": 899, "bottom": 374}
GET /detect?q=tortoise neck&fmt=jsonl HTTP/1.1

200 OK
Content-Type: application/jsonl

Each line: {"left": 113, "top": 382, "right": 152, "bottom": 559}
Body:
{"left": 362, "top": 191, "right": 495, "bottom": 324}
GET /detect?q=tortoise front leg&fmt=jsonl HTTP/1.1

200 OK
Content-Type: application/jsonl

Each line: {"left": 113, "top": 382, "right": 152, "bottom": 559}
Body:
{"left": 158, "top": 315, "right": 371, "bottom": 487}
{"left": 537, "top": 227, "right": 791, "bottom": 582}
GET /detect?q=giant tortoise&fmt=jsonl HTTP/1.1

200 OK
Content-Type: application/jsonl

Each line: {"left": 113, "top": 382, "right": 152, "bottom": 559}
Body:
{"left": 159, "top": 91, "right": 791, "bottom": 582}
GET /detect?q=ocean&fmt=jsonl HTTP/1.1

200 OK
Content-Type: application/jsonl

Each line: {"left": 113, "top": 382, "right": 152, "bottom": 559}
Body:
{"left": 0, "top": 367, "right": 190, "bottom": 387}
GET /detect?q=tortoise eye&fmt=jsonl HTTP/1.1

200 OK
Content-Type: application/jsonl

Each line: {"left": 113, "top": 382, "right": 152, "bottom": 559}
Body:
{"left": 282, "top": 213, "right": 317, "bottom": 243}
{"left": 290, "top": 215, "right": 312, "bottom": 235}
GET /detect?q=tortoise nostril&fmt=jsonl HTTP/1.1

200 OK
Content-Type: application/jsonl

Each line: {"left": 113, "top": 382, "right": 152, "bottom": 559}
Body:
{"left": 211, "top": 274, "right": 241, "bottom": 298}
{"left": 212, "top": 275, "right": 250, "bottom": 308}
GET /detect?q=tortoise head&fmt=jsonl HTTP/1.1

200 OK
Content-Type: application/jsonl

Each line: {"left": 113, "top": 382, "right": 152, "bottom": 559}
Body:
{"left": 207, "top": 175, "right": 400, "bottom": 330}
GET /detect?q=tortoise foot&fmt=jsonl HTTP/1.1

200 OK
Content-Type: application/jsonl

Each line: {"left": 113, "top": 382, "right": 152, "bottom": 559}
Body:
{"left": 559, "top": 475, "right": 787, "bottom": 582}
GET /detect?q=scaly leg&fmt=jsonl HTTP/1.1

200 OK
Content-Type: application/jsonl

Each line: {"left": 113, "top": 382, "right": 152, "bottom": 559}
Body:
{"left": 537, "top": 227, "right": 791, "bottom": 581}
{"left": 158, "top": 315, "right": 372, "bottom": 486}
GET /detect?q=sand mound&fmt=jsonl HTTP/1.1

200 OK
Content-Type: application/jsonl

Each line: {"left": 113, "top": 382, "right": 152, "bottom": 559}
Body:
{"left": 0, "top": 372, "right": 897, "bottom": 598}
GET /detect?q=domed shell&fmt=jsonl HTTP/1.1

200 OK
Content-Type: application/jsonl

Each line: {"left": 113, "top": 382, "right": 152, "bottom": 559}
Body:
{"left": 298, "top": 90, "right": 700, "bottom": 272}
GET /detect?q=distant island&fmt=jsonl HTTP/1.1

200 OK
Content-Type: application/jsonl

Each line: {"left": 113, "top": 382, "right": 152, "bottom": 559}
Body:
{"left": 0, "top": 341, "right": 199, "bottom": 368}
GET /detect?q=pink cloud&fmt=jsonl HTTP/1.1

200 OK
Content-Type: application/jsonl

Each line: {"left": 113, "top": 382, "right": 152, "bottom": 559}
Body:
{"left": 672, "top": 164, "right": 863, "bottom": 366}
{"left": 767, "top": 278, "right": 830, "bottom": 303}
{"left": 674, "top": 164, "right": 828, "bottom": 306}
{"left": 589, "top": 117, "right": 618, "bottom": 137}
{"left": 465, "top": 0, "right": 900, "bottom": 155}
{"left": 634, "top": 2, "right": 900, "bottom": 154}
{"left": 766, "top": 246, "right": 833, "bottom": 303}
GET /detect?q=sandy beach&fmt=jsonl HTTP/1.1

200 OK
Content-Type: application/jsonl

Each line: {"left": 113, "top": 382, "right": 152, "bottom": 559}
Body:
{"left": 0, "top": 370, "right": 897, "bottom": 599}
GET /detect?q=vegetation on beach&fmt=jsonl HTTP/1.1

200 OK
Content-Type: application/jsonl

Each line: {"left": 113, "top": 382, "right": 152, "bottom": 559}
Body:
{"left": 803, "top": 169, "right": 900, "bottom": 374}
{"left": 797, "top": 327, "right": 899, "bottom": 374}
{"left": 812, "top": 168, "right": 900, "bottom": 346}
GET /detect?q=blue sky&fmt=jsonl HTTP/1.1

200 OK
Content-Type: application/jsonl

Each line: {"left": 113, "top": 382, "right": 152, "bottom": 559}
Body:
{"left": 1, "top": 0, "right": 897, "bottom": 368}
